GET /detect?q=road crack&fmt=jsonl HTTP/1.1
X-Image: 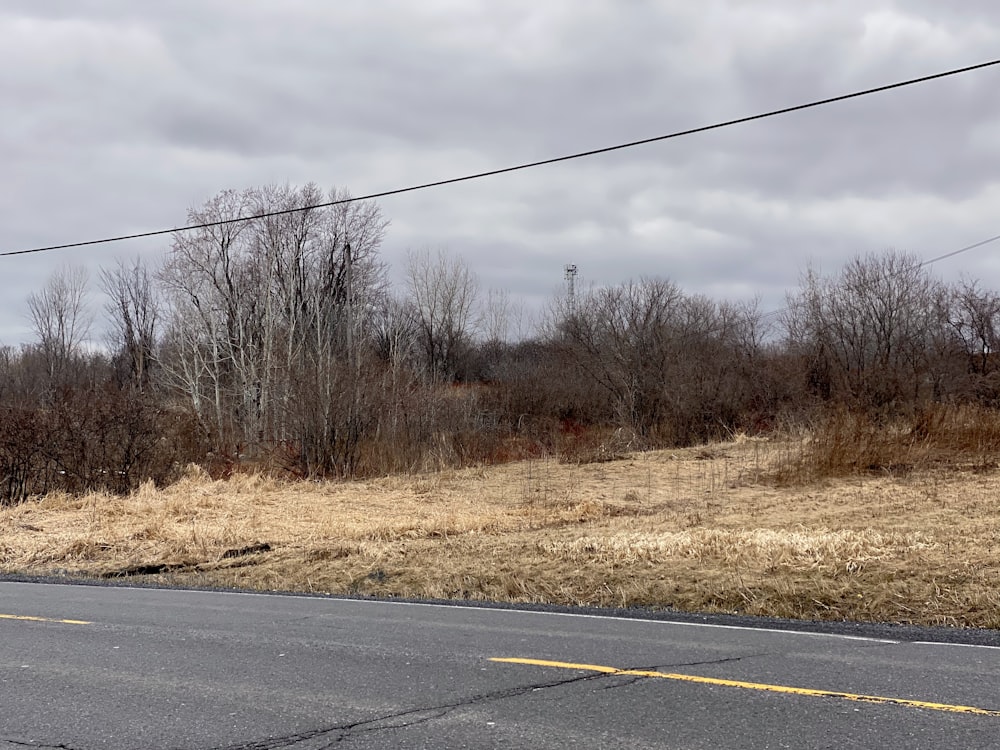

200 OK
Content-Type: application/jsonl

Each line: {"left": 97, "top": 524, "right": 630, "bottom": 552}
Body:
{"left": 598, "top": 653, "right": 770, "bottom": 691}
{"left": 668, "top": 652, "right": 771, "bottom": 669}
{"left": 1, "top": 739, "right": 85, "bottom": 750}
{"left": 0, "top": 653, "right": 783, "bottom": 750}
{"left": 195, "top": 655, "right": 775, "bottom": 748}
{"left": 204, "top": 670, "right": 605, "bottom": 749}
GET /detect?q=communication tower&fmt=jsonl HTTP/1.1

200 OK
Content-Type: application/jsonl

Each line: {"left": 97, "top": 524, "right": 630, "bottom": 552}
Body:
{"left": 564, "top": 264, "right": 578, "bottom": 314}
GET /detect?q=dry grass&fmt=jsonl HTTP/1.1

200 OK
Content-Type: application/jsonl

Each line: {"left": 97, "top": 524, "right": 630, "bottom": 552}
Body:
{"left": 3, "top": 437, "right": 1000, "bottom": 628}
{"left": 773, "top": 404, "right": 1000, "bottom": 483}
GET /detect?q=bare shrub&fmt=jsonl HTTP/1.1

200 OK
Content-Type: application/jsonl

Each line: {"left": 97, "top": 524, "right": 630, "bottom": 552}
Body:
{"left": 558, "top": 278, "right": 771, "bottom": 446}
{"left": 772, "top": 403, "right": 1000, "bottom": 484}
{"left": 0, "top": 405, "right": 48, "bottom": 504}
{"left": 0, "top": 382, "right": 206, "bottom": 504}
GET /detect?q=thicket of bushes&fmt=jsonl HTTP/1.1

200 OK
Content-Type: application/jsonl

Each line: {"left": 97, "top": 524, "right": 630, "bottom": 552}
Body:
{"left": 4, "top": 184, "right": 1000, "bottom": 503}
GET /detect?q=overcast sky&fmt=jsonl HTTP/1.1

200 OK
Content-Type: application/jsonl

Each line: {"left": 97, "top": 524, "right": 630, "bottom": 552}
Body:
{"left": 2, "top": 1, "right": 1000, "bottom": 344}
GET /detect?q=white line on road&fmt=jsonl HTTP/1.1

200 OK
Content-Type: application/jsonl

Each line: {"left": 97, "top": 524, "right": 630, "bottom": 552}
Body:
{"left": 20, "top": 581, "right": 1000, "bottom": 649}
{"left": 912, "top": 641, "right": 1000, "bottom": 651}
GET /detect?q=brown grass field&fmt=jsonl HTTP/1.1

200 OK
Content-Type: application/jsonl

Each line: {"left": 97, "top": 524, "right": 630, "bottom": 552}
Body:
{"left": 2, "top": 434, "right": 999, "bottom": 629}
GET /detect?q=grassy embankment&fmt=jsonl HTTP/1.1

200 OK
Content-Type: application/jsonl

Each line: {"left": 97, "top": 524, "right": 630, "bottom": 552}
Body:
{"left": 2, "top": 407, "right": 999, "bottom": 628}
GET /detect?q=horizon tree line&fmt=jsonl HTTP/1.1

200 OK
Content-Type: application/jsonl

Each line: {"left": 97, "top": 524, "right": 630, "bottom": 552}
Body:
{"left": 2, "top": 182, "right": 999, "bottom": 502}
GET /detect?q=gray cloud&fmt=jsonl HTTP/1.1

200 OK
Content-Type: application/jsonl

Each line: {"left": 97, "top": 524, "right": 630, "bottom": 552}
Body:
{"left": 1, "top": 1, "right": 999, "bottom": 344}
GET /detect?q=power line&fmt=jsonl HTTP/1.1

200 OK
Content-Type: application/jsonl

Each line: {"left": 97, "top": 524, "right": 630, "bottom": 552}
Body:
{"left": 746, "top": 232, "right": 1000, "bottom": 332}
{"left": 919, "top": 232, "right": 1000, "bottom": 267}
{"left": 4, "top": 58, "right": 1000, "bottom": 258}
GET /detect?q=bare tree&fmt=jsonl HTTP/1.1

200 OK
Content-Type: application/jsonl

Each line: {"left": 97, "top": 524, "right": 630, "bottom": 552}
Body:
{"left": 27, "top": 265, "right": 92, "bottom": 386}
{"left": 557, "top": 277, "right": 767, "bottom": 443}
{"left": 560, "top": 278, "right": 684, "bottom": 432}
{"left": 948, "top": 278, "right": 1000, "bottom": 375}
{"left": 406, "top": 248, "right": 479, "bottom": 382}
{"left": 479, "top": 288, "right": 514, "bottom": 346}
{"left": 157, "top": 184, "right": 389, "bottom": 471}
{"left": 158, "top": 189, "right": 252, "bottom": 449}
{"left": 371, "top": 294, "right": 417, "bottom": 371}
{"left": 784, "top": 251, "right": 945, "bottom": 413}
{"left": 100, "top": 257, "right": 160, "bottom": 390}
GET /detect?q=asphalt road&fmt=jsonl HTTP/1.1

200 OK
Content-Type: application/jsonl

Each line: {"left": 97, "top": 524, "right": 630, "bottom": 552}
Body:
{"left": 2, "top": 581, "right": 1000, "bottom": 749}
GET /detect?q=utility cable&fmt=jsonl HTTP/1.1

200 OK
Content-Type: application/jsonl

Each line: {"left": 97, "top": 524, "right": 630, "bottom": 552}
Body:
{"left": 3, "top": 58, "right": 999, "bottom": 257}
{"left": 733, "top": 232, "right": 1000, "bottom": 335}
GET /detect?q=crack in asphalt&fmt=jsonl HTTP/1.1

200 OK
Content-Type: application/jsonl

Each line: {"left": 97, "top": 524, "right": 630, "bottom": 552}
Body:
{"left": 5, "top": 654, "right": 774, "bottom": 750}
{"left": 599, "top": 652, "right": 770, "bottom": 691}
{"left": 2, "top": 671, "right": 603, "bottom": 750}
{"left": 208, "top": 655, "right": 775, "bottom": 748}
{"left": 599, "top": 672, "right": 652, "bottom": 691}
{"left": 204, "top": 669, "right": 607, "bottom": 749}
{"left": 668, "top": 652, "right": 770, "bottom": 669}
{"left": 1, "top": 740, "right": 84, "bottom": 750}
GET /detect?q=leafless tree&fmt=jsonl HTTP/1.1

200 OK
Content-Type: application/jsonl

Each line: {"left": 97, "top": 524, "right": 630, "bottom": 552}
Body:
{"left": 406, "top": 248, "right": 479, "bottom": 382}
{"left": 27, "top": 265, "right": 92, "bottom": 387}
{"left": 100, "top": 257, "right": 160, "bottom": 390}
{"left": 479, "top": 288, "right": 514, "bottom": 346}
{"left": 784, "top": 251, "right": 946, "bottom": 413}
{"left": 557, "top": 277, "right": 765, "bottom": 443}
{"left": 157, "top": 184, "right": 389, "bottom": 471}
{"left": 370, "top": 295, "right": 417, "bottom": 370}
{"left": 947, "top": 279, "right": 1000, "bottom": 374}
{"left": 157, "top": 189, "right": 251, "bottom": 447}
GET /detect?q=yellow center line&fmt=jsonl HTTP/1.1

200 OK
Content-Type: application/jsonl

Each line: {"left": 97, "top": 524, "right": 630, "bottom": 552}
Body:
{"left": 0, "top": 613, "right": 92, "bottom": 625}
{"left": 490, "top": 657, "right": 1000, "bottom": 717}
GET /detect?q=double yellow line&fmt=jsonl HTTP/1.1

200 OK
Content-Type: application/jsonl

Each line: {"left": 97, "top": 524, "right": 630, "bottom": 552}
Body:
{"left": 491, "top": 657, "right": 1000, "bottom": 717}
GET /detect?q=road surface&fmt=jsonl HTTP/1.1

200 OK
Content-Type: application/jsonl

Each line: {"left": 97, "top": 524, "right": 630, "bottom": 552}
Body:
{"left": 1, "top": 581, "right": 999, "bottom": 748}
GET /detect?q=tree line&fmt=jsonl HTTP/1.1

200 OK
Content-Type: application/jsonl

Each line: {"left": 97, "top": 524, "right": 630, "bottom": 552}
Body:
{"left": 3, "top": 183, "right": 999, "bottom": 502}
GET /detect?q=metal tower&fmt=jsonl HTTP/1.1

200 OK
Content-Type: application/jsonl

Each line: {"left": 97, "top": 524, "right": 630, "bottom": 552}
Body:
{"left": 564, "top": 264, "right": 578, "bottom": 314}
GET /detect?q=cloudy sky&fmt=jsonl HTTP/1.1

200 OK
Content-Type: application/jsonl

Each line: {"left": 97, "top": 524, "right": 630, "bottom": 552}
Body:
{"left": 2, "top": 1, "right": 1000, "bottom": 344}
